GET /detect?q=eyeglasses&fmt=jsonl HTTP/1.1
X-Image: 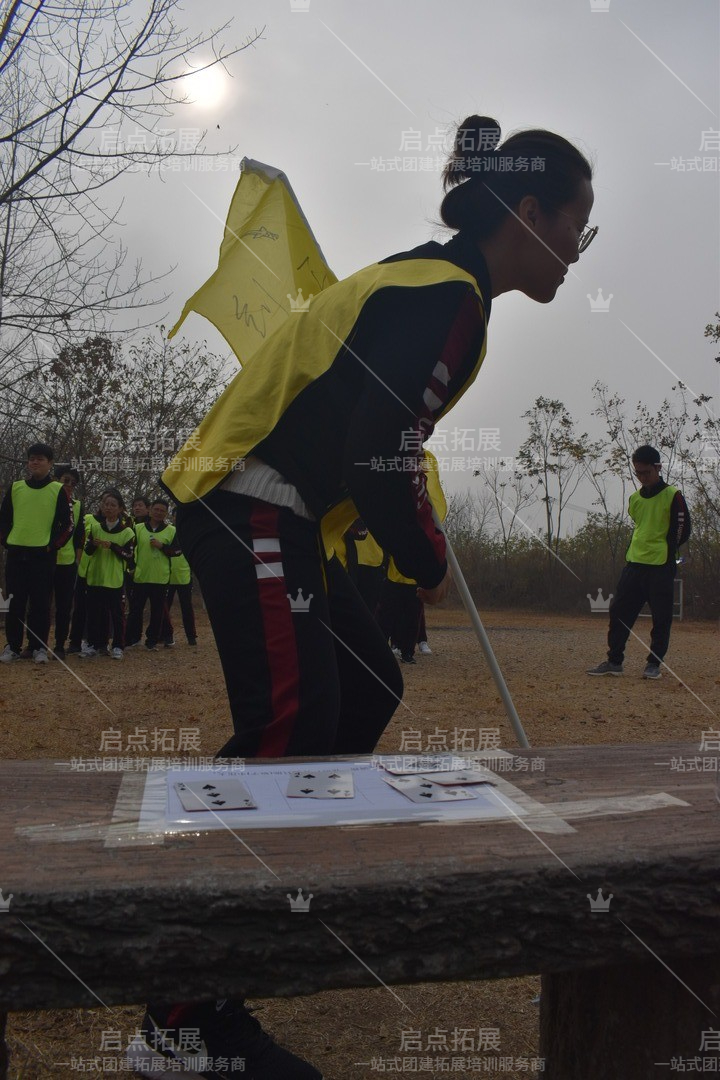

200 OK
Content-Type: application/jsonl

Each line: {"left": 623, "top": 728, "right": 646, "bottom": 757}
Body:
{"left": 557, "top": 209, "right": 598, "bottom": 253}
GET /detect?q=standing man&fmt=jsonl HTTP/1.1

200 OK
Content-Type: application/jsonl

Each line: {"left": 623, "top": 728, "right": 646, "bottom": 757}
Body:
{"left": 587, "top": 445, "right": 691, "bottom": 679}
{"left": 126, "top": 498, "right": 178, "bottom": 650}
{"left": 0, "top": 443, "right": 72, "bottom": 664}
{"left": 52, "top": 467, "right": 84, "bottom": 660}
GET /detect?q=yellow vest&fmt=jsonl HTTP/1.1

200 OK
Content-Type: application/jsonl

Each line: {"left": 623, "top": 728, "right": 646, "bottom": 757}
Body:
{"left": 169, "top": 551, "right": 191, "bottom": 585}
{"left": 56, "top": 499, "right": 81, "bottom": 565}
{"left": 76, "top": 514, "right": 95, "bottom": 580}
{"left": 85, "top": 519, "right": 135, "bottom": 589}
{"left": 6, "top": 480, "right": 62, "bottom": 547}
{"left": 133, "top": 523, "right": 176, "bottom": 584}
{"left": 627, "top": 486, "right": 677, "bottom": 565}
{"left": 163, "top": 257, "right": 487, "bottom": 558}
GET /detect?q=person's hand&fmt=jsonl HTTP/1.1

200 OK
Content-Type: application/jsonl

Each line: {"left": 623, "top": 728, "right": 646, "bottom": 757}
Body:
{"left": 417, "top": 565, "right": 452, "bottom": 605}
{"left": 150, "top": 538, "right": 162, "bottom": 548}
{"left": 100, "top": 540, "right": 111, "bottom": 549}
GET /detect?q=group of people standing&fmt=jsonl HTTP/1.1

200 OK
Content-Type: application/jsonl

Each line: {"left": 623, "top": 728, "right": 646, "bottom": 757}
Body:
{"left": 0, "top": 443, "right": 197, "bottom": 665}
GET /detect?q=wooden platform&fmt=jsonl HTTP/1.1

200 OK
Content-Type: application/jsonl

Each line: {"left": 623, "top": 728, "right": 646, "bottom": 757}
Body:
{"left": 1, "top": 742, "right": 719, "bottom": 1078}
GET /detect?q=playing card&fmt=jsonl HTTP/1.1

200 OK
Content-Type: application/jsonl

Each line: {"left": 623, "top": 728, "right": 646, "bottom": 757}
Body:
{"left": 286, "top": 770, "right": 354, "bottom": 799}
{"left": 381, "top": 775, "right": 477, "bottom": 804}
{"left": 174, "top": 779, "right": 257, "bottom": 812}
{"left": 418, "top": 770, "right": 494, "bottom": 786}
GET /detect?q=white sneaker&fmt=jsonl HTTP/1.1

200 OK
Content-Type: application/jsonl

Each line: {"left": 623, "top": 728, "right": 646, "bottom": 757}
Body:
{"left": 79, "top": 647, "right": 98, "bottom": 658}
{"left": 392, "top": 647, "right": 402, "bottom": 658}
{"left": 33, "top": 649, "right": 49, "bottom": 664}
{"left": 111, "top": 647, "right": 124, "bottom": 660}
{"left": 418, "top": 641, "right": 432, "bottom": 655}
{"left": 0, "top": 645, "right": 19, "bottom": 664}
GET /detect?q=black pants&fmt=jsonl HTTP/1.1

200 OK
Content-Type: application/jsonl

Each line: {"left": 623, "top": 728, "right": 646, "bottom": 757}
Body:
{"left": 69, "top": 576, "right": 88, "bottom": 648}
{"left": 4, "top": 549, "right": 55, "bottom": 653}
{"left": 607, "top": 563, "right": 676, "bottom": 665}
{"left": 417, "top": 602, "right": 427, "bottom": 643}
{"left": 165, "top": 584, "right": 196, "bottom": 642}
{"left": 376, "top": 578, "right": 421, "bottom": 658}
{"left": 87, "top": 586, "right": 125, "bottom": 650}
{"left": 177, "top": 492, "right": 403, "bottom": 759}
{"left": 127, "top": 583, "right": 167, "bottom": 647}
{"left": 53, "top": 562, "right": 77, "bottom": 648}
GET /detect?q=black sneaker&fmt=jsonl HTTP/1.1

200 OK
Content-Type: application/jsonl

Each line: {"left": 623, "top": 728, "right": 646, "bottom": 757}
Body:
{"left": 53, "top": 646, "right": 66, "bottom": 661}
{"left": 188, "top": 638, "right": 197, "bottom": 646}
{"left": 400, "top": 653, "right": 416, "bottom": 664}
{"left": 164, "top": 639, "right": 176, "bottom": 649}
{"left": 145, "top": 643, "right": 159, "bottom": 652}
{"left": 586, "top": 660, "right": 623, "bottom": 676}
{"left": 126, "top": 998, "right": 323, "bottom": 1078}
{"left": 67, "top": 644, "right": 83, "bottom": 655}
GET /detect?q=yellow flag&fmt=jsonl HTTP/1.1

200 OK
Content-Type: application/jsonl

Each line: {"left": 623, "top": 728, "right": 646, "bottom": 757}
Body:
{"left": 169, "top": 159, "right": 337, "bottom": 365}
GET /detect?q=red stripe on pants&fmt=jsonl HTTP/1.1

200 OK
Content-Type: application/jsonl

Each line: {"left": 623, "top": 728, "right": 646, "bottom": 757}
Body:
{"left": 250, "top": 504, "right": 301, "bottom": 757}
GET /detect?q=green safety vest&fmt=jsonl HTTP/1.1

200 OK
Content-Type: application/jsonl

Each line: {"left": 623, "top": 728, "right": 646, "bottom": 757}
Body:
{"left": 626, "top": 485, "right": 677, "bottom": 565}
{"left": 85, "top": 519, "right": 135, "bottom": 589}
{"left": 76, "top": 514, "right": 95, "bottom": 580}
{"left": 133, "top": 522, "right": 176, "bottom": 584}
{"left": 169, "top": 551, "right": 191, "bottom": 585}
{"left": 6, "top": 480, "right": 62, "bottom": 547}
{"left": 56, "top": 499, "right": 82, "bottom": 566}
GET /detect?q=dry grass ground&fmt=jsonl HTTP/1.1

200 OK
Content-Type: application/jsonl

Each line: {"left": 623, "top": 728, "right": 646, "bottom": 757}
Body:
{"left": 2, "top": 605, "right": 718, "bottom": 1078}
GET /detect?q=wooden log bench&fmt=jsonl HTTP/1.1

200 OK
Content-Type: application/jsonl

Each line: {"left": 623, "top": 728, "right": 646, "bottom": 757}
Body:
{"left": 1, "top": 740, "right": 719, "bottom": 1078}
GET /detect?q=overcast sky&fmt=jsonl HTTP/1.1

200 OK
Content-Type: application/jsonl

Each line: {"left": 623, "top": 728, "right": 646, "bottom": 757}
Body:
{"left": 115, "top": 0, "right": 719, "bottom": 528}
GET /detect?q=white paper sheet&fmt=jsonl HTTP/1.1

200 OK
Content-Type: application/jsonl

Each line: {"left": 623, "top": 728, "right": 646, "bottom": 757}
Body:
{"left": 135, "top": 758, "right": 527, "bottom": 835}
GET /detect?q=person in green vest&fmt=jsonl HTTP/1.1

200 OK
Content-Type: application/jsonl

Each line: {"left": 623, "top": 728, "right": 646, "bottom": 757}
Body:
{"left": 125, "top": 496, "right": 151, "bottom": 607}
{"left": 132, "top": 497, "right": 150, "bottom": 526}
{"left": 51, "top": 467, "right": 84, "bottom": 660}
{"left": 587, "top": 445, "right": 691, "bottom": 679}
{"left": 0, "top": 442, "right": 72, "bottom": 664}
{"left": 159, "top": 510, "right": 196, "bottom": 646}
{"left": 126, "top": 498, "right": 179, "bottom": 650}
{"left": 67, "top": 505, "right": 100, "bottom": 655}
{"left": 80, "top": 488, "right": 135, "bottom": 659}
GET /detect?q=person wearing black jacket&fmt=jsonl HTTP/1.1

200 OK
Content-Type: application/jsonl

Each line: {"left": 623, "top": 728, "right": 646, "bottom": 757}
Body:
{"left": 139, "top": 115, "right": 597, "bottom": 1080}
{"left": 0, "top": 443, "right": 72, "bottom": 664}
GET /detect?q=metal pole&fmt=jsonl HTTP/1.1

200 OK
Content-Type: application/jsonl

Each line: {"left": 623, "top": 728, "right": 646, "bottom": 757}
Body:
{"left": 438, "top": 526, "right": 531, "bottom": 749}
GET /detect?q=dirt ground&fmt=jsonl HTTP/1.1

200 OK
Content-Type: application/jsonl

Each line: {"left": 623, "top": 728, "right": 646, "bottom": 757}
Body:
{"left": 2, "top": 605, "right": 719, "bottom": 1079}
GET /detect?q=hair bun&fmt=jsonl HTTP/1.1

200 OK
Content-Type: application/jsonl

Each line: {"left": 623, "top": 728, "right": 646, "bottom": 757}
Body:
{"left": 443, "top": 115, "right": 502, "bottom": 190}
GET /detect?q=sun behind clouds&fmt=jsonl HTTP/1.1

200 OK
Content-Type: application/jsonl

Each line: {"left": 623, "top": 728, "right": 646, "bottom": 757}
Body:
{"left": 183, "top": 62, "right": 232, "bottom": 110}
